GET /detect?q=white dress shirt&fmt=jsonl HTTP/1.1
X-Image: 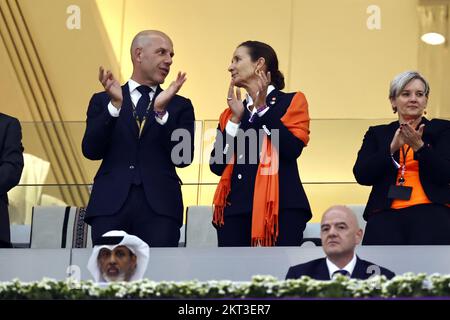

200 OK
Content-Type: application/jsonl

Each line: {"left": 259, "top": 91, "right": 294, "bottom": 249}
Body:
{"left": 326, "top": 253, "right": 357, "bottom": 279}
{"left": 107, "top": 79, "right": 169, "bottom": 125}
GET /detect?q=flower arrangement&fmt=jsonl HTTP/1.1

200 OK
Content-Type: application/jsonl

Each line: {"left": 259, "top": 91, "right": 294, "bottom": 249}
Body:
{"left": 1, "top": 274, "right": 450, "bottom": 299}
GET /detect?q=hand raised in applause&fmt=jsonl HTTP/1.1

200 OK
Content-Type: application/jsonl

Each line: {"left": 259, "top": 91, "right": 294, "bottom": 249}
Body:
{"left": 99, "top": 66, "right": 122, "bottom": 110}
{"left": 154, "top": 72, "right": 187, "bottom": 113}
{"left": 400, "top": 121, "right": 425, "bottom": 152}
{"left": 253, "top": 71, "right": 271, "bottom": 109}
{"left": 227, "top": 80, "right": 244, "bottom": 124}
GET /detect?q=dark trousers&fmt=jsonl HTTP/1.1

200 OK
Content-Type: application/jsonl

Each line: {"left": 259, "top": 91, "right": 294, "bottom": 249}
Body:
{"left": 90, "top": 185, "right": 180, "bottom": 247}
{"left": 216, "top": 208, "right": 309, "bottom": 247}
{"left": 363, "top": 204, "right": 450, "bottom": 245}
{"left": 0, "top": 200, "right": 12, "bottom": 248}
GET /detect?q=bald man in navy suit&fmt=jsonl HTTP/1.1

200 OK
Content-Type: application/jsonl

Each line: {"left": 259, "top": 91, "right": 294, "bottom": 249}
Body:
{"left": 82, "top": 30, "right": 195, "bottom": 247}
{"left": 286, "top": 206, "right": 395, "bottom": 280}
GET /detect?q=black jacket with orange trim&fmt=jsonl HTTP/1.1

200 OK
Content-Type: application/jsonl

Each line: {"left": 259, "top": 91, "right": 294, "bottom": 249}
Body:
{"left": 210, "top": 89, "right": 312, "bottom": 217}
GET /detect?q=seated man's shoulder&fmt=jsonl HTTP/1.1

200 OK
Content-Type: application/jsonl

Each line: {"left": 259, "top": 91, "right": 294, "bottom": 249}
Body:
{"left": 285, "top": 258, "right": 325, "bottom": 280}
{"left": 358, "top": 258, "right": 396, "bottom": 279}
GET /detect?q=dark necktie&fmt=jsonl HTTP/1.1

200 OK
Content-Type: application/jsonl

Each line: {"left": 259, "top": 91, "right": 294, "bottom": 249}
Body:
{"left": 136, "top": 85, "right": 152, "bottom": 121}
{"left": 332, "top": 270, "right": 350, "bottom": 278}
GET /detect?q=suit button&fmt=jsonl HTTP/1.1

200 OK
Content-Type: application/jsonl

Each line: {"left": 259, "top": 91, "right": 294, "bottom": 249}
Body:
{"left": 237, "top": 174, "right": 242, "bottom": 179}
{"left": 129, "top": 165, "right": 135, "bottom": 170}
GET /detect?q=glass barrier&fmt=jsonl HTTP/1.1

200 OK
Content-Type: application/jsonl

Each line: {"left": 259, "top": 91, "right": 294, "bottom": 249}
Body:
{"left": 8, "top": 182, "right": 368, "bottom": 227}
{"left": 13, "top": 118, "right": 447, "bottom": 227}
{"left": 19, "top": 121, "right": 203, "bottom": 185}
{"left": 19, "top": 118, "right": 399, "bottom": 185}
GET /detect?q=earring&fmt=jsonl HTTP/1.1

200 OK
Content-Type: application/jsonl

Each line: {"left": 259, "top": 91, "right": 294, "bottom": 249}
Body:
{"left": 424, "top": 110, "right": 427, "bottom": 115}
{"left": 392, "top": 106, "right": 397, "bottom": 114}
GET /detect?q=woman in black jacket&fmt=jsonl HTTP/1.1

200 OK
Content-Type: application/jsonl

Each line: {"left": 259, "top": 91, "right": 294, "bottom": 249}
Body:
{"left": 353, "top": 71, "right": 450, "bottom": 245}
{"left": 210, "top": 41, "right": 312, "bottom": 247}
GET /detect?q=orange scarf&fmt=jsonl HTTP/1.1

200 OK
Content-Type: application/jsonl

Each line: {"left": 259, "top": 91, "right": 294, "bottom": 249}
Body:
{"left": 213, "top": 92, "right": 310, "bottom": 246}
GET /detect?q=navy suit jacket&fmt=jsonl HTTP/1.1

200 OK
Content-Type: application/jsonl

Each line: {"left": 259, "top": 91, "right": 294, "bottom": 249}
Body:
{"left": 353, "top": 118, "right": 450, "bottom": 220}
{"left": 0, "top": 113, "right": 24, "bottom": 244}
{"left": 82, "top": 83, "right": 195, "bottom": 226}
{"left": 285, "top": 256, "right": 395, "bottom": 280}
{"left": 209, "top": 89, "right": 311, "bottom": 217}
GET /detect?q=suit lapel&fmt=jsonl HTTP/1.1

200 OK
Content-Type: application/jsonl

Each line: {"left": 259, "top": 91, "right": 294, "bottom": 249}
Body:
{"left": 317, "top": 258, "right": 331, "bottom": 280}
{"left": 420, "top": 117, "right": 430, "bottom": 142}
{"left": 239, "top": 89, "right": 282, "bottom": 129}
{"left": 120, "top": 83, "right": 139, "bottom": 137}
{"left": 266, "top": 88, "right": 282, "bottom": 107}
{"left": 239, "top": 101, "right": 251, "bottom": 130}
{"left": 386, "top": 121, "right": 400, "bottom": 162}
{"left": 351, "top": 256, "right": 368, "bottom": 279}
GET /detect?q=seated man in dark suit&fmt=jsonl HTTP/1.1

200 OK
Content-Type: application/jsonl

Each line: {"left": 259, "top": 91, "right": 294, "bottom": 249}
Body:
{"left": 286, "top": 205, "right": 395, "bottom": 280}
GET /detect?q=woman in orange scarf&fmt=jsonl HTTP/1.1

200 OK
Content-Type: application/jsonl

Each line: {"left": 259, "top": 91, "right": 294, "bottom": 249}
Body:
{"left": 210, "top": 41, "right": 312, "bottom": 246}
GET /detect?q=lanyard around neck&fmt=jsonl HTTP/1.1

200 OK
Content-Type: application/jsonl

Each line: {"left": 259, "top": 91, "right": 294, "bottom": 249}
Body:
{"left": 398, "top": 145, "right": 411, "bottom": 186}
{"left": 131, "top": 92, "right": 154, "bottom": 138}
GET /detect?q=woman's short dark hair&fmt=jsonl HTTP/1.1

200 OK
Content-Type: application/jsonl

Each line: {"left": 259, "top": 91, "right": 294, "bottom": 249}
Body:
{"left": 239, "top": 40, "right": 285, "bottom": 90}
